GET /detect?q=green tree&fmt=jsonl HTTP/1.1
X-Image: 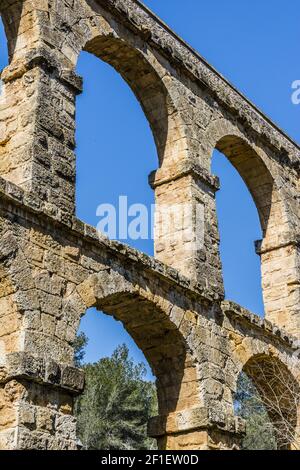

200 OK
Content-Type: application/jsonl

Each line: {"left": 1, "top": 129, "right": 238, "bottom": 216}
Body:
{"left": 75, "top": 344, "right": 157, "bottom": 450}
{"left": 73, "top": 331, "right": 89, "bottom": 367}
{"left": 235, "top": 372, "right": 277, "bottom": 450}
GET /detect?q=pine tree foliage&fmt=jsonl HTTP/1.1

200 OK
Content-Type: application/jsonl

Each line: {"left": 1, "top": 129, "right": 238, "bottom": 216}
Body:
{"left": 75, "top": 344, "right": 157, "bottom": 450}
{"left": 74, "top": 332, "right": 89, "bottom": 367}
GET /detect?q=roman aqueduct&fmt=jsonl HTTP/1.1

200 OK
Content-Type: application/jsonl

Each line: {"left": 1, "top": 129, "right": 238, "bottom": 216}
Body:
{"left": 0, "top": 0, "right": 299, "bottom": 450}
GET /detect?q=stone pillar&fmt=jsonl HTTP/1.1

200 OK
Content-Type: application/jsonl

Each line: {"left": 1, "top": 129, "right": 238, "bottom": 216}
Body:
{"left": 148, "top": 408, "right": 245, "bottom": 450}
{"left": 0, "top": 62, "right": 81, "bottom": 219}
{"left": 0, "top": 0, "right": 81, "bottom": 218}
{"left": 0, "top": 352, "right": 84, "bottom": 450}
{"left": 150, "top": 161, "right": 224, "bottom": 296}
{"left": 256, "top": 237, "right": 300, "bottom": 337}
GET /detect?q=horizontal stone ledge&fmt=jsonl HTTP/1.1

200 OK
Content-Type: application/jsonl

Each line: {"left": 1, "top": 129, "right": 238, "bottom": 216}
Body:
{"left": 255, "top": 236, "right": 300, "bottom": 255}
{"left": 222, "top": 300, "right": 300, "bottom": 351}
{"left": 147, "top": 407, "right": 245, "bottom": 438}
{"left": 149, "top": 161, "right": 220, "bottom": 192}
{"left": 1, "top": 48, "right": 82, "bottom": 94}
{"left": 0, "top": 352, "right": 84, "bottom": 394}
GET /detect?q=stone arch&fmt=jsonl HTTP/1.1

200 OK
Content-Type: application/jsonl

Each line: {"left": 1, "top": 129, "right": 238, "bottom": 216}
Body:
{"left": 205, "top": 119, "right": 289, "bottom": 240}
{"left": 80, "top": 35, "right": 186, "bottom": 167}
{"left": 227, "top": 331, "right": 300, "bottom": 449}
{"left": 215, "top": 136, "right": 275, "bottom": 238}
{"left": 239, "top": 353, "right": 300, "bottom": 450}
{"left": 64, "top": 0, "right": 190, "bottom": 170}
{"left": 204, "top": 120, "right": 299, "bottom": 331}
{"left": 74, "top": 269, "right": 202, "bottom": 448}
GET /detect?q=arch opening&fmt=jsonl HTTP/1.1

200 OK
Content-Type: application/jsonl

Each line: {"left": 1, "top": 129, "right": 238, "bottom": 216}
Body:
{"left": 83, "top": 289, "right": 189, "bottom": 417}
{"left": 212, "top": 134, "right": 296, "bottom": 332}
{"left": 212, "top": 146, "right": 264, "bottom": 315}
{"left": 75, "top": 47, "right": 158, "bottom": 256}
{"left": 73, "top": 272, "right": 198, "bottom": 450}
{"left": 0, "top": 11, "right": 14, "bottom": 66}
{"left": 215, "top": 136, "right": 276, "bottom": 238}
{"left": 235, "top": 355, "right": 300, "bottom": 450}
{"left": 82, "top": 35, "right": 183, "bottom": 166}
{"left": 75, "top": 308, "right": 158, "bottom": 450}
{"left": 0, "top": 17, "right": 8, "bottom": 71}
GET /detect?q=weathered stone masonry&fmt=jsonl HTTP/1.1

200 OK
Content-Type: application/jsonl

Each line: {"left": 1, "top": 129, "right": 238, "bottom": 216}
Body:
{"left": 0, "top": 0, "right": 299, "bottom": 450}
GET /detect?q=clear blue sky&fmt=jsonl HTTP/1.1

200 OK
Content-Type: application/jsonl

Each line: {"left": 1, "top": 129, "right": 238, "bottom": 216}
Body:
{"left": 0, "top": 1, "right": 299, "bottom": 375}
